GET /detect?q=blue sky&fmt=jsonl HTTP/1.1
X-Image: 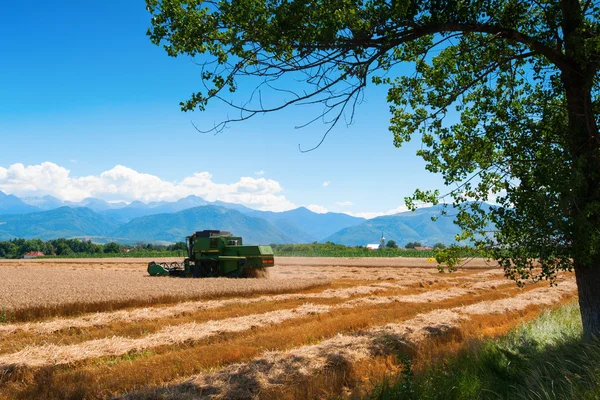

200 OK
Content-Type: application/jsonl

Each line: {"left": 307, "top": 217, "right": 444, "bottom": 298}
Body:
{"left": 0, "top": 1, "right": 447, "bottom": 218}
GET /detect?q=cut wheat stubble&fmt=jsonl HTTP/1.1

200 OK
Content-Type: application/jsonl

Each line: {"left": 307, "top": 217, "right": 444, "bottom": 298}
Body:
{"left": 0, "top": 282, "right": 413, "bottom": 337}
{"left": 0, "top": 304, "right": 332, "bottom": 369}
{"left": 0, "top": 281, "right": 491, "bottom": 368}
{"left": 0, "top": 271, "right": 501, "bottom": 338}
{"left": 458, "top": 280, "right": 578, "bottom": 315}
{"left": 121, "top": 280, "right": 578, "bottom": 400}
{"left": 121, "top": 309, "right": 466, "bottom": 400}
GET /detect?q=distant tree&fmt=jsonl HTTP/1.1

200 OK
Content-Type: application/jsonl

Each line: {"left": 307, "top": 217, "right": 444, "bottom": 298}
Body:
{"left": 0, "top": 242, "right": 18, "bottom": 259}
{"left": 405, "top": 242, "right": 423, "bottom": 249}
{"left": 55, "top": 242, "right": 74, "bottom": 256}
{"left": 21, "top": 239, "right": 44, "bottom": 254}
{"left": 167, "top": 242, "right": 188, "bottom": 251}
{"left": 386, "top": 240, "right": 398, "bottom": 249}
{"left": 44, "top": 243, "right": 56, "bottom": 256}
{"left": 433, "top": 243, "right": 447, "bottom": 250}
{"left": 103, "top": 242, "right": 121, "bottom": 254}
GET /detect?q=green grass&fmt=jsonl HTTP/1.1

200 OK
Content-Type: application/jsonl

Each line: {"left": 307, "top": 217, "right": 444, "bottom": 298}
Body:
{"left": 367, "top": 301, "right": 600, "bottom": 400}
{"left": 0, "top": 306, "right": 11, "bottom": 323}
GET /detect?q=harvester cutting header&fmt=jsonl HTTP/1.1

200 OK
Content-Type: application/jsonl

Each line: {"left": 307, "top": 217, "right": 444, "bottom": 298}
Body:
{"left": 148, "top": 230, "right": 275, "bottom": 278}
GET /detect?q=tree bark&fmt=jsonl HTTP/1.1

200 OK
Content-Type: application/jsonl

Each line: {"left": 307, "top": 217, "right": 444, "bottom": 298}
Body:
{"left": 575, "top": 262, "right": 600, "bottom": 340}
{"left": 560, "top": 0, "right": 600, "bottom": 340}
{"left": 565, "top": 82, "right": 600, "bottom": 340}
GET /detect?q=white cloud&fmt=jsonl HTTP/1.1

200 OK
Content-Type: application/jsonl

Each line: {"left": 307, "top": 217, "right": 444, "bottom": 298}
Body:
{"left": 306, "top": 204, "right": 328, "bottom": 214}
{"left": 335, "top": 201, "right": 353, "bottom": 207}
{"left": 70, "top": 159, "right": 78, "bottom": 164}
{"left": 0, "top": 162, "right": 296, "bottom": 212}
{"left": 255, "top": 170, "right": 265, "bottom": 176}
{"left": 322, "top": 181, "right": 330, "bottom": 187}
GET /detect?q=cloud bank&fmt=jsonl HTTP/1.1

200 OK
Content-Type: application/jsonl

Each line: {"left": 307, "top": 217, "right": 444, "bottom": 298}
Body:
{"left": 0, "top": 162, "right": 296, "bottom": 212}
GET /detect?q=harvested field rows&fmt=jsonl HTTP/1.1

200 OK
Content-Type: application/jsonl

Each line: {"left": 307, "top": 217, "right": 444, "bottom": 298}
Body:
{"left": 0, "top": 257, "right": 576, "bottom": 400}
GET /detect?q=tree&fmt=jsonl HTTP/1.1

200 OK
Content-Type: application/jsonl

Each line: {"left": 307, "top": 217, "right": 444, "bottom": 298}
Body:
{"left": 103, "top": 242, "right": 121, "bottom": 254}
{"left": 405, "top": 242, "right": 422, "bottom": 249}
{"left": 55, "top": 242, "right": 74, "bottom": 256}
{"left": 147, "top": 1, "right": 600, "bottom": 338}
{"left": 433, "top": 242, "right": 447, "bottom": 250}
{"left": 167, "top": 242, "right": 188, "bottom": 251}
{"left": 386, "top": 240, "right": 398, "bottom": 248}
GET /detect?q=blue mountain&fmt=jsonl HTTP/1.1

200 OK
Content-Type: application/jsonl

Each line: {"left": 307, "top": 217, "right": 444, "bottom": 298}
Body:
{"left": 247, "top": 206, "right": 365, "bottom": 242}
{"left": 0, "top": 191, "right": 40, "bottom": 215}
{"left": 325, "top": 204, "right": 492, "bottom": 246}
{"left": 110, "top": 205, "right": 297, "bottom": 244}
{"left": 0, "top": 207, "right": 121, "bottom": 240}
{"left": 21, "top": 195, "right": 64, "bottom": 210}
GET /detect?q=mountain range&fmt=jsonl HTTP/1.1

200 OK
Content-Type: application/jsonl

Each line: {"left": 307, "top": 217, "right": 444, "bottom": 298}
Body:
{"left": 0, "top": 191, "right": 473, "bottom": 245}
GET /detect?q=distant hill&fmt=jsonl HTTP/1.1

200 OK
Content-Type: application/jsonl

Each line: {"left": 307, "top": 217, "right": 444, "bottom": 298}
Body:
{"left": 324, "top": 204, "right": 487, "bottom": 246}
{"left": 0, "top": 207, "right": 121, "bottom": 240}
{"left": 66, "top": 198, "right": 127, "bottom": 212}
{"left": 0, "top": 191, "right": 40, "bottom": 215}
{"left": 21, "top": 195, "right": 127, "bottom": 212}
{"left": 21, "top": 195, "right": 64, "bottom": 210}
{"left": 247, "top": 207, "right": 365, "bottom": 242}
{"left": 0, "top": 192, "right": 492, "bottom": 246}
{"left": 0, "top": 193, "right": 366, "bottom": 243}
{"left": 111, "top": 205, "right": 297, "bottom": 244}
{"left": 101, "top": 196, "right": 256, "bottom": 223}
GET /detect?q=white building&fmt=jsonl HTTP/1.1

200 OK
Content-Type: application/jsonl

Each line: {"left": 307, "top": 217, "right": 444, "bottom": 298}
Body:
{"left": 366, "top": 233, "right": 386, "bottom": 250}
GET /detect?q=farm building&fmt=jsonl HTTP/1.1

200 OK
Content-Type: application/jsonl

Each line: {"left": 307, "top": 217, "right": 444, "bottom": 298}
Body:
{"left": 414, "top": 246, "right": 433, "bottom": 251}
{"left": 23, "top": 251, "right": 45, "bottom": 259}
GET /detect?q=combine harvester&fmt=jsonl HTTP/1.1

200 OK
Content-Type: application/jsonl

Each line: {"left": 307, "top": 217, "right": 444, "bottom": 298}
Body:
{"left": 147, "top": 230, "right": 275, "bottom": 278}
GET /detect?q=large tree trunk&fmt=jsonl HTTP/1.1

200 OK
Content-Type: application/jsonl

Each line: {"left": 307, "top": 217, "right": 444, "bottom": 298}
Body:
{"left": 564, "top": 82, "right": 600, "bottom": 341}
{"left": 560, "top": 0, "right": 600, "bottom": 340}
{"left": 575, "top": 263, "right": 600, "bottom": 340}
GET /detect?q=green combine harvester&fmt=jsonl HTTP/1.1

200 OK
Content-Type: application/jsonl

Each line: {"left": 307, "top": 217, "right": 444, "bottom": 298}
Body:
{"left": 147, "top": 230, "right": 275, "bottom": 278}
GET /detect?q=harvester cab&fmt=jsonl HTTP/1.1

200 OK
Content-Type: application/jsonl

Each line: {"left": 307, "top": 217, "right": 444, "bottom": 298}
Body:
{"left": 147, "top": 230, "right": 275, "bottom": 278}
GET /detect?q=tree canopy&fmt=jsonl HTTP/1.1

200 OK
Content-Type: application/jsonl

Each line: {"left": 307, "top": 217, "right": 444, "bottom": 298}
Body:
{"left": 147, "top": 0, "right": 600, "bottom": 337}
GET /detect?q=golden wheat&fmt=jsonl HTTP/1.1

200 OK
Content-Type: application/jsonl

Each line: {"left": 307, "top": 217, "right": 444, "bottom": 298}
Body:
{"left": 0, "top": 261, "right": 329, "bottom": 320}
{"left": 0, "top": 257, "right": 578, "bottom": 400}
{"left": 122, "top": 282, "right": 577, "bottom": 400}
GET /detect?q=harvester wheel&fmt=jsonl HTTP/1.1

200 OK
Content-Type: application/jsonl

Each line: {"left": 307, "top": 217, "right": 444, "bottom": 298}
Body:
{"left": 196, "top": 261, "right": 218, "bottom": 277}
{"left": 203, "top": 261, "right": 219, "bottom": 277}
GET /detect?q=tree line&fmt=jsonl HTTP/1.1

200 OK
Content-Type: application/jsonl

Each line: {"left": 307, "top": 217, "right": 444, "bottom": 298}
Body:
{"left": 0, "top": 238, "right": 187, "bottom": 259}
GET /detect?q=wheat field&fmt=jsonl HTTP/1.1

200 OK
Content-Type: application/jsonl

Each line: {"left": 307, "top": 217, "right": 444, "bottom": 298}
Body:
{"left": 0, "top": 257, "right": 576, "bottom": 399}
